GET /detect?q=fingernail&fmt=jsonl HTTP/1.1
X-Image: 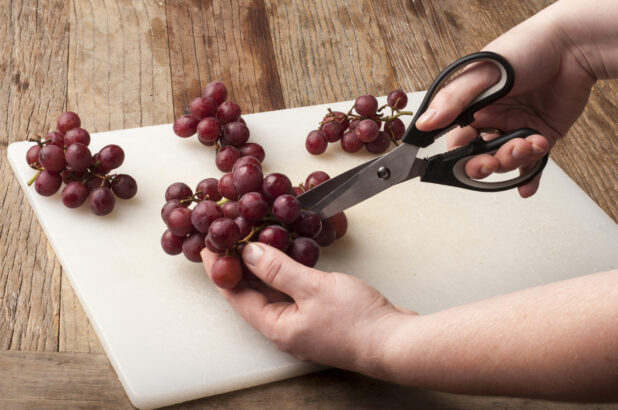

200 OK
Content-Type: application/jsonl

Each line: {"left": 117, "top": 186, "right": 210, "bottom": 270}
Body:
{"left": 512, "top": 146, "right": 525, "bottom": 160}
{"left": 532, "top": 143, "right": 545, "bottom": 155}
{"left": 243, "top": 243, "right": 264, "bottom": 265}
{"left": 480, "top": 165, "right": 493, "bottom": 176}
{"left": 417, "top": 108, "right": 436, "bottom": 124}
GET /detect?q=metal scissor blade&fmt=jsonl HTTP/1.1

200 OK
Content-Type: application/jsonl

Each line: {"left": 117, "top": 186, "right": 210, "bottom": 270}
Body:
{"left": 299, "top": 143, "right": 425, "bottom": 219}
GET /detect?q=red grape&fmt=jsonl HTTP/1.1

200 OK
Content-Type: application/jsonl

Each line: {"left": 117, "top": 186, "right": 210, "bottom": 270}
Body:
{"left": 233, "top": 164, "right": 263, "bottom": 196}
{"left": 165, "top": 182, "right": 192, "bottom": 202}
{"left": 218, "top": 173, "right": 238, "bottom": 200}
{"left": 365, "top": 130, "right": 391, "bottom": 154}
{"left": 216, "top": 102, "right": 241, "bottom": 124}
{"left": 292, "top": 186, "right": 304, "bottom": 197}
{"left": 341, "top": 130, "right": 363, "bottom": 153}
{"left": 262, "top": 173, "right": 293, "bottom": 202}
{"left": 232, "top": 156, "right": 261, "bottom": 173}
{"left": 191, "top": 200, "right": 224, "bottom": 233}
{"left": 173, "top": 115, "right": 199, "bottom": 138}
{"left": 195, "top": 178, "right": 221, "bottom": 201}
{"left": 314, "top": 219, "right": 336, "bottom": 247}
{"left": 161, "top": 199, "right": 185, "bottom": 223}
{"left": 208, "top": 218, "right": 241, "bottom": 249}
{"left": 203, "top": 81, "right": 228, "bottom": 106}
{"left": 321, "top": 120, "right": 344, "bottom": 142}
{"left": 239, "top": 192, "right": 268, "bottom": 222}
{"left": 46, "top": 131, "right": 64, "bottom": 148}
{"left": 354, "top": 95, "right": 378, "bottom": 116}
{"left": 204, "top": 235, "right": 225, "bottom": 253}
{"left": 355, "top": 119, "right": 380, "bottom": 143}
{"left": 387, "top": 89, "right": 408, "bottom": 110}
{"left": 196, "top": 117, "right": 221, "bottom": 144}
{"left": 288, "top": 237, "right": 320, "bottom": 267}
{"left": 215, "top": 146, "right": 241, "bottom": 173}
{"left": 26, "top": 145, "right": 41, "bottom": 167}
{"left": 211, "top": 256, "right": 242, "bottom": 289}
{"left": 239, "top": 142, "right": 265, "bottom": 163}
{"left": 38, "top": 144, "right": 66, "bottom": 172}
{"left": 88, "top": 186, "right": 115, "bottom": 216}
{"left": 328, "top": 212, "right": 348, "bottom": 239}
{"left": 111, "top": 174, "right": 138, "bottom": 199}
{"left": 98, "top": 145, "right": 124, "bottom": 170}
{"left": 258, "top": 225, "right": 290, "bottom": 252}
{"left": 223, "top": 121, "right": 250, "bottom": 146}
{"left": 348, "top": 119, "right": 360, "bottom": 130}
{"left": 161, "top": 229, "right": 184, "bottom": 255}
{"left": 166, "top": 207, "right": 194, "bottom": 236}
{"left": 384, "top": 118, "right": 405, "bottom": 140}
{"left": 222, "top": 201, "right": 240, "bottom": 219}
{"left": 290, "top": 210, "right": 322, "bottom": 238}
{"left": 34, "top": 170, "right": 62, "bottom": 196}
{"left": 65, "top": 143, "right": 94, "bottom": 172}
{"left": 273, "top": 194, "right": 301, "bottom": 224}
{"left": 64, "top": 127, "right": 91, "bottom": 147}
{"left": 305, "top": 130, "right": 328, "bottom": 155}
{"left": 85, "top": 176, "right": 110, "bottom": 192}
{"left": 57, "top": 111, "right": 81, "bottom": 133}
{"left": 61, "top": 182, "right": 89, "bottom": 208}
{"left": 234, "top": 216, "right": 254, "bottom": 238}
{"left": 304, "top": 171, "right": 330, "bottom": 190}
{"left": 323, "top": 111, "right": 349, "bottom": 130}
{"left": 182, "top": 232, "right": 206, "bottom": 263}
{"left": 190, "top": 96, "right": 217, "bottom": 119}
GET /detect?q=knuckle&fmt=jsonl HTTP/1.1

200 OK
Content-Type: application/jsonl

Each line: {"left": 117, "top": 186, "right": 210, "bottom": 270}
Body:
{"left": 262, "top": 255, "right": 284, "bottom": 285}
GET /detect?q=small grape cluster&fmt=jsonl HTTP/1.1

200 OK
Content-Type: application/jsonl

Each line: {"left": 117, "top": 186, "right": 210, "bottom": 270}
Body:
{"left": 25, "top": 111, "right": 137, "bottom": 215}
{"left": 172, "top": 81, "right": 266, "bottom": 173}
{"left": 160, "top": 157, "right": 347, "bottom": 289}
{"left": 305, "top": 89, "right": 412, "bottom": 155}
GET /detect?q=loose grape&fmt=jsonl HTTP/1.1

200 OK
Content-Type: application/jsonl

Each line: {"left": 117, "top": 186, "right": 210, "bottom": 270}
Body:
{"left": 305, "top": 130, "right": 327, "bottom": 155}
{"left": 211, "top": 256, "right": 243, "bottom": 289}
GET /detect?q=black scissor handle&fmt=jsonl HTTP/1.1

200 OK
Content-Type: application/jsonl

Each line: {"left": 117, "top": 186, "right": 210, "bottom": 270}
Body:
{"left": 420, "top": 128, "right": 549, "bottom": 192}
{"left": 402, "top": 51, "right": 515, "bottom": 148}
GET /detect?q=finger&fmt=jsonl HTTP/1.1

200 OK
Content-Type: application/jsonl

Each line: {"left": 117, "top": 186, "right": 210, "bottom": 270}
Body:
{"left": 242, "top": 243, "right": 325, "bottom": 300}
{"left": 517, "top": 167, "right": 543, "bottom": 199}
{"left": 416, "top": 61, "right": 500, "bottom": 131}
{"left": 464, "top": 154, "right": 500, "bottom": 179}
{"left": 446, "top": 125, "right": 477, "bottom": 150}
{"left": 493, "top": 138, "right": 534, "bottom": 172}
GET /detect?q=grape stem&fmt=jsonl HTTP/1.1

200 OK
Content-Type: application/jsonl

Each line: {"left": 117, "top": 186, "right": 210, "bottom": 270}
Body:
{"left": 27, "top": 170, "right": 41, "bottom": 186}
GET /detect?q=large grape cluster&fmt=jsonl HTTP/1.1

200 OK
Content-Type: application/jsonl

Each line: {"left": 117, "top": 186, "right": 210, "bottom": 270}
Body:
{"left": 305, "top": 90, "right": 412, "bottom": 155}
{"left": 25, "top": 111, "right": 137, "bottom": 215}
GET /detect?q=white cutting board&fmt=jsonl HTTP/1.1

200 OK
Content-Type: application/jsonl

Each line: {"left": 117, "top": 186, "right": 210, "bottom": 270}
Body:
{"left": 7, "top": 92, "right": 618, "bottom": 409}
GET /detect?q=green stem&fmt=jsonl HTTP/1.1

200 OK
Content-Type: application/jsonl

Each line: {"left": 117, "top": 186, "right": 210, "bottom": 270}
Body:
{"left": 27, "top": 170, "right": 41, "bottom": 186}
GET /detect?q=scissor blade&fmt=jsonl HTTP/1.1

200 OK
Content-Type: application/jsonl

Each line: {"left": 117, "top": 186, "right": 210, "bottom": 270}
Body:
{"left": 300, "top": 143, "right": 424, "bottom": 219}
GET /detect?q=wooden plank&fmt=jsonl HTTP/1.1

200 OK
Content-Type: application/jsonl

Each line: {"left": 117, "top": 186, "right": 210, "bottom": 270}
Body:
{"left": 0, "top": 0, "right": 68, "bottom": 352}
{"left": 166, "top": 0, "right": 285, "bottom": 117}
{"left": 264, "top": 0, "right": 398, "bottom": 108}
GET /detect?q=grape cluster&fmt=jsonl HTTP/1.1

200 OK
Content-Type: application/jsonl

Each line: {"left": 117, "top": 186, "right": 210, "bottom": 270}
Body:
{"left": 160, "top": 158, "right": 347, "bottom": 289}
{"left": 25, "top": 111, "right": 137, "bottom": 215}
{"left": 172, "top": 81, "right": 266, "bottom": 172}
{"left": 305, "top": 89, "right": 412, "bottom": 155}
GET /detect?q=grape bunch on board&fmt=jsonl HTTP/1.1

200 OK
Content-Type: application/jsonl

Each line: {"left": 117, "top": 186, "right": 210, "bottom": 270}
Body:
{"left": 25, "top": 111, "right": 137, "bottom": 216}
{"left": 172, "top": 81, "right": 266, "bottom": 173}
{"left": 305, "top": 90, "right": 412, "bottom": 155}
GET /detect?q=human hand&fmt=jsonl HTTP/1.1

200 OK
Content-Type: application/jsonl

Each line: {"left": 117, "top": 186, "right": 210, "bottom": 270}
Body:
{"left": 201, "top": 243, "right": 415, "bottom": 374}
{"left": 415, "top": 3, "right": 597, "bottom": 198}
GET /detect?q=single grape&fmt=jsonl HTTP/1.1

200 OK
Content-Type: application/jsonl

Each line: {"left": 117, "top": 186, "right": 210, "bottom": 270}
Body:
{"left": 182, "top": 232, "right": 206, "bottom": 263}
{"left": 238, "top": 192, "right": 268, "bottom": 222}
{"left": 46, "top": 131, "right": 64, "bottom": 148}
{"left": 208, "top": 218, "right": 241, "bottom": 249}
{"left": 191, "top": 200, "right": 224, "bottom": 233}
{"left": 323, "top": 111, "right": 349, "bottom": 130}
{"left": 365, "top": 130, "right": 391, "bottom": 154}
{"left": 234, "top": 216, "right": 254, "bottom": 238}
{"left": 161, "top": 199, "right": 185, "bottom": 223}
{"left": 26, "top": 145, "right": 41, "bottom": 167}
{"left": 354, "top": 95, "right": 378, "bottom": 116}
{"left": 85, "top": 176, "right": 110, "bottom": 192}
{"left": 348, "top": 119, "right": 360, "bottom": 130}
{"left": 222, "top": 201, "right": 240, "bottom": 219}
{"left": 232, "top": 156, "right": 262, "bottom": 173}
{"left": 161, "top": 229, "right": 184, "bottom": 255}
{"left": 258, "top": 225, "right": 290, "bottom": 252}
{"left": 37, "top": 144, "right": 66, "bottom": 172}
{"left": 328, "top": 212, "right": 348, "bottom": 239}
{"left": 233, "top": 164, "right": 263, "bottom": 196}
{"left": 355, "top": 119, "right": 380, "bottom": 143}
{"left": 288, "top": 237, "right": 320, "bottom": 267}
{"left": 387, "top": 89, "right": 408, "bottom": 110}
{"left": 290, "top": 210, "right": 322, "bottom": 238}
{"left": 262, "top": 173, "right": 293, "bottom": 202}
{"left": 173, "top": 114, "right": 199, "bottom": 138}
{"left": 340, "top": 130, "right": 364, "bottom": 153}
{"left": 57, "top": 111, "right": 81, "bottom": 133}
{"left": 292, "top": 186, "right": 304, "bottom": 197}
{"left": 165, "top": 182, "right": 192, "bottom": 202}
{"left": 305, "top": 130, "right": 328, "bottom": 155}
{"left": 34, "top": 170, "right": 62, "bottom": 196}
{"left": 216, "top": 102, "right": 241, "bottom": 124}
{"left": 65, "top": 143, "right": 94, "bottom": 172}
{"left": 64, "top": 127, "right": 91, "bottom": 147}
{"left": 111, "top": 174, "right": 137, "bottom": 199}
{"left": 384, "top": 118, "right": 406, "bottom": 140}
{"left": 321, "top": 120, "right": 344, "bottom": 142}
{"left": 215, "top": 146, "right": 241, "bottom": 173}
{"left": 223, "top": 121, "right": 250, "bottom": 146}
{"left": 203, "top": 81, "right": 227, "bottom": 106}
{"left": 88, "top": 186, "right": 115, "bottom": 216}
{"left": 61, "top": 181, "right": 89, "bottom": 208}
{"left": 195, "top": 178, "right": 221, "bottom": 201}
{"left": 239, "top": 142, "right": 265, "bottom": 163}
{"left": 218, "top": 173, "right": 239, "bottom": 200}
{"left": 304, "top": 171, "right": 330, "bottom": 190}
{"left": 314, "top": 219, "right": 336, "bottom": 247}
{"left": 97, "top": 144, "right": 124, "bottom": 170}
{"left": 196, "top": 117, "right": 221, "bottom": 144}
{"left": 211, "top": 256, "right": 243, "bottom": 289}
{"left": 273, "top": 194, "right": 301, "bottom": 224}
{"left": 166, "top": 207, "right": 194, "bottom": 236}
{"left": 190, "top": 96, "right": 217, "bottom": 119}
{"left": 204, "top": 235, "right": 225, "bottom": 253}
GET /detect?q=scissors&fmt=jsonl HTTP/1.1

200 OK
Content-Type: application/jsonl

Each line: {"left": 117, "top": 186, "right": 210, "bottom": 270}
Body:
{"left": 297, "top": 51, "right": 549, "bottom": 219}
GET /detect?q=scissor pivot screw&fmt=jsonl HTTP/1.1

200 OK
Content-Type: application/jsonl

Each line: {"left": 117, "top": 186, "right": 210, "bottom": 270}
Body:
{"left": 377, "top": 166, "right": 390, "bottom": 180}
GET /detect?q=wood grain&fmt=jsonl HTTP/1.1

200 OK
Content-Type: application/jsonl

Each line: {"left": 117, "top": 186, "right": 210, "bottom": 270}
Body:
{"left": 166, "top": 0, "right": 285, "bottom": 117}
{"left": 265, "top": 0, "right": 398, "bottom": 108}
{"left": 0, "top": 0, "right": 68, "bottom": 352}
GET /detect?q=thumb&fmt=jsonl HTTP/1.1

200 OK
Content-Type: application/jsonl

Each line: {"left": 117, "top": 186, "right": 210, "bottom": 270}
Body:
{"left": 242, "top": 243, "right": 325, "bottom": 300}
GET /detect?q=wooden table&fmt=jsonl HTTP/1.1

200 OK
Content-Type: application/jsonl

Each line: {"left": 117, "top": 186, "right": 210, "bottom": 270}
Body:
{"left": 1, "top": 1, "right": 616, "bottom": 408}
